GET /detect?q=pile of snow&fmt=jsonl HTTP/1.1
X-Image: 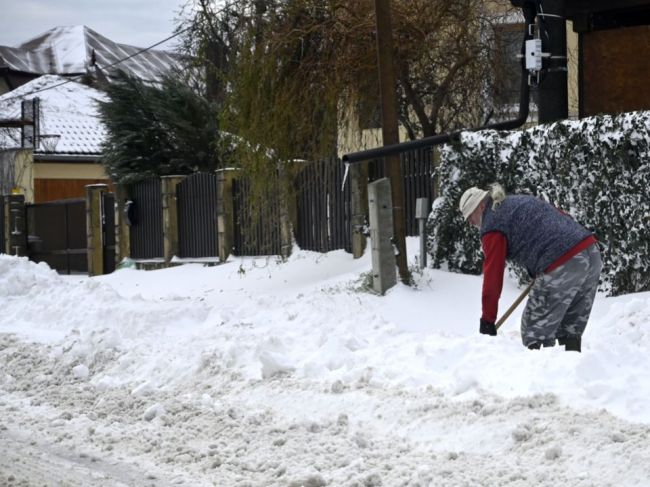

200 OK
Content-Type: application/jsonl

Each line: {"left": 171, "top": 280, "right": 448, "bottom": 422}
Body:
{"left": 1, "top": 241, "right": 650, "bottom": 485}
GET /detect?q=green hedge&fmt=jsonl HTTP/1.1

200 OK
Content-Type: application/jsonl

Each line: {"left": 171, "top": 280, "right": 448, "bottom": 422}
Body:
{"left": 427, "top": 111, "right": 650, "bottom": 296}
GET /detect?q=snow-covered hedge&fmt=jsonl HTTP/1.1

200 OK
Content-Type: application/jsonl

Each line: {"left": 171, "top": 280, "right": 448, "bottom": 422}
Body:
{"left": 427, "top": 111, "right": 650, "bottom": 296}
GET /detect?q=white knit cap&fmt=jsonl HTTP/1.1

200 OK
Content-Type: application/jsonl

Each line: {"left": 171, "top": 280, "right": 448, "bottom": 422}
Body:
{"left": 459, "top": 187, "right": 488, "bottom": 220}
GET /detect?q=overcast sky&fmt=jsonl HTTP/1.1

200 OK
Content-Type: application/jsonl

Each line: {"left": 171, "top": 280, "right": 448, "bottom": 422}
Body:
{"left": 0, "top": 0, "right": 190, "bottom": 50}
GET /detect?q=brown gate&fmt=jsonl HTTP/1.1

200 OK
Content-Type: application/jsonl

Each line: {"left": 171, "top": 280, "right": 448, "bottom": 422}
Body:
{"left": 26, "top": 198, "right": 88, "bottom": 274}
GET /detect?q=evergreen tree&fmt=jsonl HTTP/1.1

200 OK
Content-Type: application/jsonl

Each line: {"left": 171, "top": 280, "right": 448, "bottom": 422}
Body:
{"left": 97, "top": 71, "right": 221, "bottom": 183}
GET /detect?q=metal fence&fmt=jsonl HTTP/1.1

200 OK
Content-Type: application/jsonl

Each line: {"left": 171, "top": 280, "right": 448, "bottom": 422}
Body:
{"left": 0, "top": 198, "right": 4, "bottom": 254}
{"left": 102, "top": 192, "right": 116, "bottom": 273}
{"left": 367, "top": 148, "right": 435, "bottom": 236}
{"left": 128, "top": 178, "right": 163, "bottom": 259}
{"left": 295, "top": 158, "right": 351, "bottom": 252}
{"left": 177, "top": 172, "right": 219, "bottom": 258}
{"left": 401, "top": 147, "right": 436, "bottom": 236}
{"left": 232, "top": 178, "right": 282, "bottom": 256}
{"left": 25, "top": 198, "right": 87, "bottom": 274}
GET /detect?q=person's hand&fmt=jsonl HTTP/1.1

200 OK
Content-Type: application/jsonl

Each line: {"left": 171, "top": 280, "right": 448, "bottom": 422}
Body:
{"left": 480, "top": 318, "right": 497, "bottom": 336}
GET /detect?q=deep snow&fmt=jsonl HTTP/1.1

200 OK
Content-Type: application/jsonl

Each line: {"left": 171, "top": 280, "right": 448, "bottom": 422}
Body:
{"left": 1, "top": 239, "right": 650, "bottom": 486}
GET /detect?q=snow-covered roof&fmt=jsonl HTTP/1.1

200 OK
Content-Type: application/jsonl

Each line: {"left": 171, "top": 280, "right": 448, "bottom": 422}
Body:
{"left": 0, "top": 75, "right": 107, "bottom": 156}
{"left": 0, "top": 25, "right": 179, "bottom": 83}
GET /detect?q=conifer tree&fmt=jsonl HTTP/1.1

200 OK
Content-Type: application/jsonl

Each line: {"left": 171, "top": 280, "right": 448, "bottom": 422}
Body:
{"left": 98, "top": 71, "right": 221, "bottom": 183}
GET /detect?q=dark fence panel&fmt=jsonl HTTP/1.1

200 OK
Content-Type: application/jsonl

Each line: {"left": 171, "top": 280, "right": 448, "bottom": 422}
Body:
{"left": 102, "top": 192, "right": 116, "bottom": 273}
{"left": 128, "top": 178, "right": 163, "bottom": 259}
{"left": 401, "top": 147, "right": 435, "bottom": 236}
{"left": 366, "top": 149, "right": 435, "bottom": 236}
{"left": 295, "top": 158, "right": 351, "bottom": 252}
{"left": 177, "top": 173, "right": 218, "bottom": 258}
{"left": 232, "top": 178, "right": 282, "bottom": 256}
{"left": 26, "top": 198, "right": 87, "bottom": 274}
{"left": 0, "top": 198, "right": 4, "bottom": 254}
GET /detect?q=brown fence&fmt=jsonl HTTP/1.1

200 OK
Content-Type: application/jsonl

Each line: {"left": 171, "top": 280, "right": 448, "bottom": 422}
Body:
{"left": 25, "top": 198, "right": 88, "bottom": 274}
{"left": 177, "top": 172, "right": 219, "bottom": 258}
{"left": 128, "top": 178, "right": 163, "bottom": 259}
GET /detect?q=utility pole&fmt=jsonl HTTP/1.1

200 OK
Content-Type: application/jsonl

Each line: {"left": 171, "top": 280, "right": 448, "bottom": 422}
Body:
{"left": 374, "top": 0, "right": 409, "bottom": 284}
{"left": 535, "top": 0, "right": 567, "bottom": 123}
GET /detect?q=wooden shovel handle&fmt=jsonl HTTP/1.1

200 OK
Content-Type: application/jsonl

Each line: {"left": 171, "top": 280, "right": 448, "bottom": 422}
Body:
{"left": 495, "top": 279, "right": 535, "bottom": 330}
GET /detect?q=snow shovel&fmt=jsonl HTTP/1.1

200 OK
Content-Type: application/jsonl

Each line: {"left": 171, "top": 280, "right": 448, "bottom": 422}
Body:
{"left": 495, "top": 279, "right": 535, "bottom": 330}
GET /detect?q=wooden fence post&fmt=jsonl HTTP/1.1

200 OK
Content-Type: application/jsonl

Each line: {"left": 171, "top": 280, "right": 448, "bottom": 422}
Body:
{"left": 350, "top": 161, "right": 369, "bottom": 258}
{"left": 114, "top": 184, "right": 131, "bottom": 263}
{"left": 161, "top": 175, "right": 185, "bottom": 264}
{"left": 216, "top": 169, "right": 238, "bottom": 262}
{"left": 4, "top": 194, "right": 27, "bottom": 256}
{"left": 85, "top": 184, "right": 108, "bottom": 276}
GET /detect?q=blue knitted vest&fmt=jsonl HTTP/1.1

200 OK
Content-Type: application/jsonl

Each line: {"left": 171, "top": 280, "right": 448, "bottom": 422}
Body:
{"left": 480, "top": 195, "right": 592, "bottom": 276}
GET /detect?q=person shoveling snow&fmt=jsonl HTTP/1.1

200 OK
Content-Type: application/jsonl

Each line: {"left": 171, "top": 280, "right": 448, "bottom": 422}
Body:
{"left": 459, "top": 182, "right": 602, "bottom": 351}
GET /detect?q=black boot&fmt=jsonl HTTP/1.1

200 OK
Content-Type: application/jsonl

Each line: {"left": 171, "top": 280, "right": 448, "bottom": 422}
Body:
{"left": 527, "top": 342, "right": 541, "bottom": 350}
{"left": 562, "top": 336, "right": 581, "bottom": 352}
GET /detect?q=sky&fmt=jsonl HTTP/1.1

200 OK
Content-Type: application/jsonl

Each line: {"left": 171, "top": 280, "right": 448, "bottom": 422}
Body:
{"left": 0, "top": 0, "right": 190, "bottom": 50}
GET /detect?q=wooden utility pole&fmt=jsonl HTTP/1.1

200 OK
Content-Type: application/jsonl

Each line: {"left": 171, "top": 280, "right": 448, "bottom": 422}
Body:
{"left": 374, "top": 0, "right": 409, "bottom": 284}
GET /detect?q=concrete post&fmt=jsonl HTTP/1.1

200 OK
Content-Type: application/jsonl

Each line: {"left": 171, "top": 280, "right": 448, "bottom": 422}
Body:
{"left": 4, "top": 194, "right": 27, "bottom": 256}
{"left": 85, "top": 184, "right": 108, "bottom": 276}
{"left": 161, "top": 175, "right": 185, "bottom": 264}
{"left": 115, "top": 184, "right": 131, "bottom": 262}
{"left": 350, "top": 161, "right": 369, "bottom": 258}
{"left": 368, "top": 178, "right": 397, "bottom": 295}
{"left": 216, "top": 169, "right": 238, "bottom": 262}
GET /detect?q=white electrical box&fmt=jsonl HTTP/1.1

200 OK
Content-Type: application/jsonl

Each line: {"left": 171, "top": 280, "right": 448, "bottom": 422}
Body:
{"left": 525, "top": 38, "right": 543, "bottom": 71}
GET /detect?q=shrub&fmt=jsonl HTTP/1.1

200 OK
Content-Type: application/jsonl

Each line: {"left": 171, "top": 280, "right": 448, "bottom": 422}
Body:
{"left": 427, "top": 110, "right": 650, "bottom": 296}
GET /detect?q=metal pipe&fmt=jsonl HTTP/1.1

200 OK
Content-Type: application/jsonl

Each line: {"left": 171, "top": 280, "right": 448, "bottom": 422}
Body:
{"left": 343, "top": 4, "right": 537, "bottom": 164}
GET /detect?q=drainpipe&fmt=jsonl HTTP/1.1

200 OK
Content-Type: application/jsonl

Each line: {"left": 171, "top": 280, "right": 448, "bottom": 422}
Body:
{"left": 343, "top": 2, "right": 537, "bottom": 164}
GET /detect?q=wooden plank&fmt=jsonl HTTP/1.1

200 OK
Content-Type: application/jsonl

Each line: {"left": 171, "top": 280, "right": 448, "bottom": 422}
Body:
{"left": 581, "top": 25, "right": 650, "bottom": 116}
{"left": 34, "top": 178, "right": 113, "bottom": 203}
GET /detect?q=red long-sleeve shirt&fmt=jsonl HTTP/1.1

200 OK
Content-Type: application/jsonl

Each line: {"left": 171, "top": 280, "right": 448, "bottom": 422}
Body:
{"left": 480, "top": 232, "right": 597, "bottom": 323}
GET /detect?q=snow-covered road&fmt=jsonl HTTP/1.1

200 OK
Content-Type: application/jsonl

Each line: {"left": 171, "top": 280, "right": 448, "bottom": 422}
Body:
{"left": 2, "top": 244, "right": 650, "bottom": 485}
{"left": 3, "top": 332, "right": 650, "bottom": 486}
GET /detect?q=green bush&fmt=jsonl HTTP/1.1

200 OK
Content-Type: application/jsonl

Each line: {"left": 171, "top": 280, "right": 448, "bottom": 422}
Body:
{"left": 427, "top": 110, "right": 650, "bottom": 296}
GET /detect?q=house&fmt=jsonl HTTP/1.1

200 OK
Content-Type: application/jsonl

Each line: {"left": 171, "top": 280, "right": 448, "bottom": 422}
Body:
{"left": 0, "top": 75, "right": 109, "bottom": 203}
{"left": 0, "top": 25, "right": 179, "bottom": 95}
{"left": 0, "top": 26, "right": 180, "bottom": 202}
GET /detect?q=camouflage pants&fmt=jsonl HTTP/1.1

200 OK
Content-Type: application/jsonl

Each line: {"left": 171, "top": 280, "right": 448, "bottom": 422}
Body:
{"left": 521, "top": 244, "right": 602, "bottom": 347}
